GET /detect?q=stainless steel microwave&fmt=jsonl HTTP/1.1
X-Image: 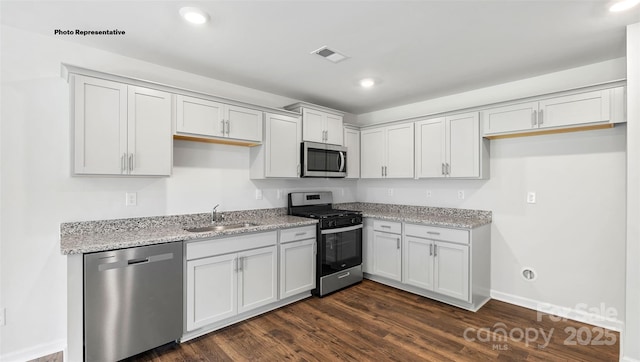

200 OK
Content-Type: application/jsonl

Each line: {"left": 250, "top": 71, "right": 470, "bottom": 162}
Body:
{"left": 301, "top": 141, "right": 347, "bottom": 178}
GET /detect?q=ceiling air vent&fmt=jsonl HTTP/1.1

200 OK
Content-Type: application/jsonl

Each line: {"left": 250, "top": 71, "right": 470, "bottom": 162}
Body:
{"left": 311, "top": 46, "right": 349, "bottom": 63}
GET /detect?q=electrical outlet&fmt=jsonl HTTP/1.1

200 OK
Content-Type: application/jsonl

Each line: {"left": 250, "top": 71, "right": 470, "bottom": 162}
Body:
{"left": 125, "top": 192, "right": 137, "bottom": 206}
{"left": 387, "top": 188, "right": 394, "bottom": 196}
{"left": 527, "top": 192, "right": 537, "bottom": 204}
{"left": 276, "top": 189, "right": 283, "bottom": 199}
{"left": 255, "top": 189, "right": 263, "bottom": 200}
{"left": 457, "top": 190, "right": 465, "bottom": 200}
{"left": 426, "top": 190, "right": 432, "bottom": 198}
{"left": 0, "top": 307, "right": 6, "bottom": 326}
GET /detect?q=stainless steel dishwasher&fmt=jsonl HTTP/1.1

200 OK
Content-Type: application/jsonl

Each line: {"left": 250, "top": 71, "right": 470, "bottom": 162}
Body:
{"left": 84, "top": 242, "right": 183, "bottom": 361}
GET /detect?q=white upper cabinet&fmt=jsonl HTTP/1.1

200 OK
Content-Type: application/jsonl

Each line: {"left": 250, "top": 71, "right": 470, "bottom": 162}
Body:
{"left": 73, "top": 75, "right": 172, "bottom": 176}
{"left": 344, "top": 127, "right": 360, "bottom": 179}
{"left": 361, "top": 123, "right": 414, "bottom": 179}
{"left": 285, "top": 103, "right": 344, "bottom": 145}
{"left": 415, "top": 112, "right": 488, "bottom": 179}
{"left": 482, "top": 86, "right": 625, "bottom": 137}
{"left": 250, "top": 113, "right": 301, "bottom": 179}
{"left": 176, "top": 95, "right": 263, "bottom": 143}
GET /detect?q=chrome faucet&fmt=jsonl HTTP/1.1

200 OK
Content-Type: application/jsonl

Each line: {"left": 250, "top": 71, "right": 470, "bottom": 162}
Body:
{"left": 211, "top": 204, "right": 220, "bottom": 223}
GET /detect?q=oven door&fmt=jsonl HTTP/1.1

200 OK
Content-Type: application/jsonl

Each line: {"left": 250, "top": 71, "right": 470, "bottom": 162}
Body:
{"left": 319, "top": 224, "right": 362, "bottom": 276}
{"left": 302, "top": 142, "right": 347, "bottom": 178}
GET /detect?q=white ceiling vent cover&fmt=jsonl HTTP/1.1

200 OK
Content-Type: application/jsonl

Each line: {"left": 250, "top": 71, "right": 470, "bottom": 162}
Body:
{"left": 311, "top": 46, "right": 349, "bottom": 63}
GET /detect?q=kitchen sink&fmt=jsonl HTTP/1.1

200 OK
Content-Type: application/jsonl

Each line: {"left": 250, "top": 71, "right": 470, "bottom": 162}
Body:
{"left": 184, "top": 223, "right": 258, "bottom": 233}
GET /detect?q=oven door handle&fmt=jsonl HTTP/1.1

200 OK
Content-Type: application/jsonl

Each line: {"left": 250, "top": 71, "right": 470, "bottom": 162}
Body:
{"left": 321, "top": 224, "right": 363, "bottom": 234}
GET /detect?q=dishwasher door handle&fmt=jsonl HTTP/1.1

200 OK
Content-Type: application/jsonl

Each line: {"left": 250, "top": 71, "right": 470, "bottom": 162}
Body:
{"left": 99, "top": 252, "right": 175, "bottom": 271}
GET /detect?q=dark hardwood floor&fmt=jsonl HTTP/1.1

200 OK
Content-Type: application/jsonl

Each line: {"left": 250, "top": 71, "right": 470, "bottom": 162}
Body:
{"left": 127, "top": 280, "right": 619, "bottom": 361}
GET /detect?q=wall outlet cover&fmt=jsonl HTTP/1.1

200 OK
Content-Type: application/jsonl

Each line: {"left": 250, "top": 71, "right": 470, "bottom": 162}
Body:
{"left": 387, "top": 188, "right": 394, "bottom": 196}
{"left": 255, "top": 189, "right": 263, "bottom": 200}
{"left": 457, "top": 190, "right": 465, "bottom": 200}
{"left": 426, "top": 190, "right": 432, "bottom": 198}
{"left": 527, "top": 192, "right": 537, "bottom": 204}
{"left": 125, "top": 192, "right": 137, "bottom": 206}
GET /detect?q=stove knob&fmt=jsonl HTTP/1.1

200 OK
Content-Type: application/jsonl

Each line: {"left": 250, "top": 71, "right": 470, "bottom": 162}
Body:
{"left": 351, "top": 218, "right": 357, "bottom": 224}
{"left": 328, "top": 220, "right": 336, "bottom": 227}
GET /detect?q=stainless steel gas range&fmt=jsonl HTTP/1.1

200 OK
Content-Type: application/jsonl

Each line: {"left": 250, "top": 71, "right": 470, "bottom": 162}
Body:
{"left": 288, "top": 192, "right": 363, "bottom": 296}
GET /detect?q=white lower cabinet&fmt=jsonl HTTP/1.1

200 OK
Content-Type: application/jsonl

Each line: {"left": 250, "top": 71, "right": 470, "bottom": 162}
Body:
{"left": 404, "top": 236, "right": 469, "bottom": 302}
{"left": 365, "top": 218, "right": 489, "bottom": 311}
{"left": 371, "top": 220, "right": 402, "bottom": 282}
{"left": 280, "top": 237, "right": 316, "bottom": 299}
{"left": 185, "top": 231, "right": 278, "bottom": 332}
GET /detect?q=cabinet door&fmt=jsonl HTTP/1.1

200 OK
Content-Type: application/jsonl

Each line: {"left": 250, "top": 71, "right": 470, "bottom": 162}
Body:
{"left": 73, "top": 75, "right": 127, "bottom": 175}
{"left": 280, "top": 239, "right": 316, "bottom": 299}
{"left": 386, "top": 123, "right": 414, "bottom": 178}
{"left": 226, "top": 105, "right": 263, "bottom": 142}
{"left": 360, "top": 128, "right": 386, "bottom": 178}
{"left": 325, "top": 113, "right": 344, "bottom": 145}
{"left": 446, "top": 112, "right": 480, "bottom": 178}
{"left": 344, "top": 128, "right": 360, "bottom": 178}
{"left": 127, "top": 86, "right": 172, "bottom": 176}
{"left": 175, "top": 95, "right": 225, "bottom": 137}
{"left": 186, "top": 253, "right": 237, "bottom": 331}
{"left": 415, "top": 118, "right": 445, "bottom": 178}
{"left": 237, "top": 246, "right": 278, "bottom": 313}
{"left": 302, "top": 108, "right": 325, "bottom": 143}
{"left": 265, "top": 113, "right": 301, "bottom": 177}
{"left": 372, "top": 231, "right": 402, "bottom": 281}
{"left": 481, "top": 101, "right": 538, "bottom": 135}
{"left": 538, "top": 89, "right": 611, "bottom": 129}
{"left": 434, "top": 241, "right": 469, "bottom": 302}
{"left": 403, "top": 236, "right": 434, "bottom": 290}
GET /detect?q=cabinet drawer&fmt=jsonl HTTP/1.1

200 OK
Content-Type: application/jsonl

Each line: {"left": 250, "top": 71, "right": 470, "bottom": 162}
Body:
{"left": 373, "top": 220, "right": 402, "bottom": 234}
{"left": 280, "top": 225, "right": 316, "bottom": 244}
{"left": 186, "top": 231, "right": 277, "bottom": 260}
{"left": 405, "top": 224, "right": 469, "bottom": 244}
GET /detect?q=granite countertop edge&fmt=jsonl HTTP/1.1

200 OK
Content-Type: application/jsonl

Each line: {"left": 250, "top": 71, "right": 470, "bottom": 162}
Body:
{"left": 60, "top": 215, "right": 317, "bottom": 255}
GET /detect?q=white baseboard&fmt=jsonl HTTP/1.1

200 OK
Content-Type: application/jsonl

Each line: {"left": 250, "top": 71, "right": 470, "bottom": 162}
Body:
{"left": 0, "top": 339, "right": 65, "bottom": 362}
{"left": 491, "top": 290, "right": 624, "bottom": 332}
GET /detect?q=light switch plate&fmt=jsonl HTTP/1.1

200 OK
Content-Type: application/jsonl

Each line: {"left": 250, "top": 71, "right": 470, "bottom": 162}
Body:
{"left": 527, "top": 192, "right": 537, "bottom": 204}
{"left": 255, "top": 189, "right": 263, "bottom": 200}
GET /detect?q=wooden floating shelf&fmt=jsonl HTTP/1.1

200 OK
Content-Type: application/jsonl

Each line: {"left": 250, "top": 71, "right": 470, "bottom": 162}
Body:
{"left": 173, "top": 135, "right": 261, "bottom": 147}
{"left": 483, "top": 123, "right": 615, "bottom": 140}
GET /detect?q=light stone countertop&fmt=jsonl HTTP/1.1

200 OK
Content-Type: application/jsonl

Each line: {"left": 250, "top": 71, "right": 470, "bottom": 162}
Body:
{"left": 336, "top": 202, "right": 492, "bottom": 229}
{"left": 60, "top": 209, "right": 317, "bottom": 255}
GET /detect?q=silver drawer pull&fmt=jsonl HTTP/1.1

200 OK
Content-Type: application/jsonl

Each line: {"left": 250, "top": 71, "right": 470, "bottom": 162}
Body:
{"left": 294, "top": 232, "right": 307, "bottom": 237}
{"left": 337, "top": 272, "right": 350, "bottom": 279}
{"left": 427, "top": 231, "right": 440, "bottom": 235}
{"left": 380, "top": 225, "right": 391, "bottom": 229}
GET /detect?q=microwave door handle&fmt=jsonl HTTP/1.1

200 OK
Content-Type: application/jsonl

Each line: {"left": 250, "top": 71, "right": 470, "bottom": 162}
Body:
{"left": 338, "top": 151, "right": 345, "bottom": 172}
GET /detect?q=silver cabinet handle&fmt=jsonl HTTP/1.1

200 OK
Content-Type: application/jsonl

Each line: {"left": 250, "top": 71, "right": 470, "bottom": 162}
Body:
{"left": 446, "top": 163, "right": 450, "bottom": 175}
{"left": 337, "top": 272, "right": 350, "bottom": 279}
{"left": 294, "top": 232, "right": 307, "bottom": 237}
{"left": 381, "top": 166, "right": 384, "bottom": 177}
{"left": 129, "top": 154, "right": 134, "bottom": 172}
{"left": 396, "top": 237, "right": 400, "bottom": 249}
{"left": 434, "top": 244, "right": 437, "bottom": 257}
{"left": 221, "top": 120, "right": 225, "bottom": 134}
{"left": 532, "top": 110, "right": 537, "bottom": 127}
{"left": 297, "top": 164, "right": 301, "bottom": 176}
{"left": 539, "top": 109, "right": 544, "bottom": 125}
{"left": 121, "top": 153, "right": 126, "bottom": 173}
{"left": 385, "top": 166, "right": 388, "bottom": 177}
{"left": 427, "top": 231, "right": 440, "bottom": 235}
{"left": 324, "top": 130, "right": 328, "bottom": 142}
{"left": 380, "top": 225, "right": 391, "bottom": 229}
{"left": 429, "top": 244, "right": 433, "bottom": 256}
{"left": 226, "top": 120, "right": 230, "bottom": 135}
{"left": 234, "top": 258, "right": 238, "bottom": 272}
{"left": 442, "top": 163, "right": 445, "bottom": 175}
{"left": 241, "top": 256, "right": 245, "bottom": 271}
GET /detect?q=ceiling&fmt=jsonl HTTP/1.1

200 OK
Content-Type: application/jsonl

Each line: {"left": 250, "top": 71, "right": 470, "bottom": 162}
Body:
{"left": 1, "top": 1, "right": 639, "bottom": 114}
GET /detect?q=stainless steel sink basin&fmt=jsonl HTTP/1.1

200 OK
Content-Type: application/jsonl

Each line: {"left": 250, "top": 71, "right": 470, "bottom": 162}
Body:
{"left": 185, "top": 223, "right": 258, "bottom": 233}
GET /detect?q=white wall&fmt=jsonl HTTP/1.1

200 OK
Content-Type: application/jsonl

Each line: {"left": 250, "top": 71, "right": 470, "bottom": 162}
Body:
{"left": 0, "top": 25, "right": 358, "bottom": 359}
{"left": 624, "top": 22, "right": 640, "bottom": 362}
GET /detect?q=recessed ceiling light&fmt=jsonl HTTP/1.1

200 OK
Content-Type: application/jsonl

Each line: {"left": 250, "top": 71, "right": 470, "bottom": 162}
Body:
{"left": 360, "top": 78, "right": 375, "bottom": 88}
{"left": 609, "top": 0, "right": 639, "bottom": 12}
{"left": 179, "top": 7, "right": 209, "bottom": 25}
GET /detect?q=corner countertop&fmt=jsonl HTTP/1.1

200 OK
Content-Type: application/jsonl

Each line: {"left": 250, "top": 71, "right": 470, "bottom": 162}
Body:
{"left": 60, "top": 208, "right": 317, "bottom": 255}
{"left": 336, "top": 202, "right": 492, "bottom": 229}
